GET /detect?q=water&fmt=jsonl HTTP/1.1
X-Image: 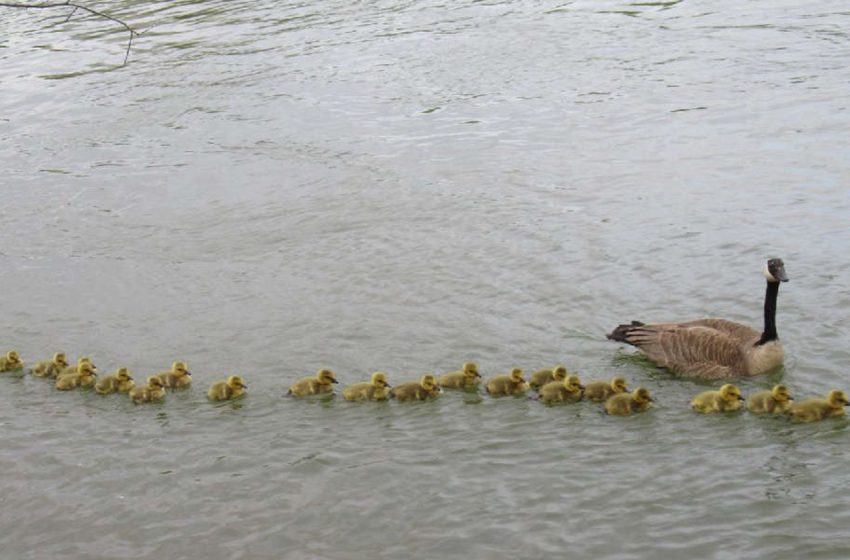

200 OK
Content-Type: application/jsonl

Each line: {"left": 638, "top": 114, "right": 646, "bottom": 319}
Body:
{"left": 2, "top": 1, "right": 850, "bottom": 558}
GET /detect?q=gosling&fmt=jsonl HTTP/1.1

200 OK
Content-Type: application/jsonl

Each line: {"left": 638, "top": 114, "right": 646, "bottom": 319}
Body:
{"left": 486, "top": 368, "right": 529, "bottom": 397}
{"left": 437, "top": 362, "right": 481, "bottom": 390}
{"left": 691, "top": 384, "right": 745, "bottom": 413}
{"left": 0, "top": 351, "right": 24, "bottom": 373}
{"left": 529, "top": 365, "right": 568, "bottom": 389}
{"left": 57, "top": 357, "right": 96, "bottom": 378}
{"left": 129, "top": 377, "right": 166, "bottom": 404}
{"left": 746, "top": 384, "right": 793, "bottom": 414}
{"left": 208, "top": 375, "right": 248, "bottom": 401}
{"left": 288, "top": 368, "right": 338, "bottom": 396}
{"left": 154, "top": 361, "right": 192, "bottom": 388}
{"left": 94, "top": 368, "right": 135, "bottom": 395}
{"left": 605, "top": 387, "right": 654, "bottom": 415}
{"left": 343, "top": 371, "right": 392, "bottom": 401}
{"left": 788, "top": 390, "right": 849, "bottom": 422}
{"left": 538, "top": 374, "right": 584, "bottom": 404}
{"left": 583, "top": 376, "right": 629, "bottom": 402}
{"left": 31, "top": 353, "right": 68, "bottom": 378}
{"left": 390, "top": 374, "right": 440, "bottom": 401}
{"left": 55, "top": 362, "right": 97, "bottom": 390}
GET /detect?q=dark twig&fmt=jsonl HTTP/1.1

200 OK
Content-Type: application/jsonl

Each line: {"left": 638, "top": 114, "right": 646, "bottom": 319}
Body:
{"left": 0, "top": 1, "right": 139, "bottom": 65}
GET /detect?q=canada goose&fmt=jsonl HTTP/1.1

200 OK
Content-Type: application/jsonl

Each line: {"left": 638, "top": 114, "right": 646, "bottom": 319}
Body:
{"left": 746, "top": 384, "right": 793, "bottom": 414}
{"left": 529, "top": 365, "right": 568, "bottom": 389}
{"left": 288, "top": 368, "right": 338, "bottom": 397}
{"left": 390, "top": 374, "right": 440, "bottom": 401}
{"left": 607, "top": 258, "right": 789, "bottom": 378}
{"left": 57, "top": 357, "right": 96, "bottom": 378}
{"left": 208, "top": 375, "right": 247, "bottom": 401}
{"left": 0, "top": 351, "right": 24, "bottom": 372}
{"left": 343, "top": 371, "right": 392, "bottom": 401}
{"left": 538, "top": 374, "right": 584, "bottom": 404}
{"left": 94, "top": 368, "right": 135, "bottom": 395}
{"left": 55, "top": 362, "right": 97, "bottom": 390}
{"left": 129, "top": 377, "right": 166, "bottom": 404}
{"left": 486, "top": 368, "right": 529, "bottom": 397}
{"left": 691, "top": 384, "right": 745, "bottom": 413}
{"left": 154, "top": 361, "right": 191, "bottom": 388}
{"left": 605, "top": 387, "right": 654, "bottom": 415}
{"left": 583, "top": 376, "right": 628, "bottom": 402}
{"left": 31, "top": 353, "right": 68, "bottom": 378}
{"left": 788, "top": 390, "right": 849, "bottom": 422}
{"left": 437, "top": 362, "right": 481, "bottom": 390}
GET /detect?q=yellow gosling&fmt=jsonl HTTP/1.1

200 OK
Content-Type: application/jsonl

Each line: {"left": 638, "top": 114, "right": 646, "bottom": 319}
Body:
{"left": 691, "top": 384, "right": 745, "bottom": 413}
{"left": 486, "top": 368, "right": 529, "bottom": 397}
{"left": 0, "top": 351, "right": 24, "bottom": 373}
{"left": 288, "top": 368, "right": 339, "bottom": 397}
{"left": 95, "top": 368, "right": 135, "bottom": 395}
{"left": 129, "top": 377, "right": 166, "bottom": 404}
{"left": 437, "top": 362, "right": 481, "bottom": 390}
{"left": 788, "top": 390, "right": 849, "bottom": 422}
{"left": 55, "top": 362, "right": 97, "bottom": 390}
{"left": 208, "top": 375, "right": 247, "bottom": 401}
{"left": 746, "top": 384, "right": 793, "bottom": 414}
{"left": 584, "top": 376, "right": 628, "bottom": 402}
{"left": 31, "top": 353, "right": 68, "bottom": 378}
{"left": 154, "top": 361, "right": 192, "bottom": 388}
{"left": 538, "top": 374, "right": 584, "bottom": 404}
{"left": 529, "top": 365, "right": 568, "bottom": 389}
{"left": 57, "top": 357, "right": 95, "bottom": 379}
{"left": 605, "top": 387, "right": 654, "bottom": 415}
{"left": 343, "top": 371, "right": 392, "bottom": 401}
{"left": 390, "top": 374, "right": 441, "bottom": 401}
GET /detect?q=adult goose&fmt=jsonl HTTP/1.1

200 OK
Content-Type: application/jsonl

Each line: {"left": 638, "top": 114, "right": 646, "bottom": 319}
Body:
{"left": 607, "top": 258, "right": 788, "bottom": 379}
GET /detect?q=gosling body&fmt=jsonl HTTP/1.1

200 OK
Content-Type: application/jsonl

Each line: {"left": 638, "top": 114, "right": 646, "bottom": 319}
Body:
{"left": 57, "top": 357, "right": 95, "bottom": 378}
{"left": 584, "top": 377, "right": 628, "bottom": 402}
{"left": 0, "top": 351, "right": 24, "bottom": 372}
{"left": 288, "top": 368, "right": 339, "bottom": 397}
{"left": 343, "top": 372, "right": 391, "bottom": 401}
{"left": 391, "top": 374, "right": 440, "bottom": 401}
{"left": 154, "top": 361, "right": 192, "bottom": 388}
{"left": 788, "top": 390, "right": 849, "bottom": 422}
{"left": 691, "top": 384, "right": 745, "bottom": 413}
{"left": 208, "top": 375, "right": 247, "bottom": 401}
{"left": 538, "top": 374, "right": 584, "bottom": 404}
{"left": 129, "top": 377, "right": 166, "bottom": 404}
{"left": 55, "top": 362, "right": 97, "bottom": 390}
{"left": 529, "top": 365, "right": 568, "bottom": 389}
{"left": 486, "top": 368, "right": 529, "bottom": 397}
{"left": 605, "top": 387, "right": 654, "bottom": 415}
{"left": 746, "top": 384, "right": 793, "bottom": 414}
{"left": 31, "top": 353, "right": 68, "bottom": 378}
{"left": 438, "top": 362, "right": 481, "bottom": 390}
{"left": 95, "top": 368, "right": 135, "bottom": 395}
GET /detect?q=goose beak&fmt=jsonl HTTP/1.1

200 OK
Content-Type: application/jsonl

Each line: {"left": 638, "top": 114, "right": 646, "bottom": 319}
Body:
{"left": 773, "top": 263, "right": 789, "bottom": 282}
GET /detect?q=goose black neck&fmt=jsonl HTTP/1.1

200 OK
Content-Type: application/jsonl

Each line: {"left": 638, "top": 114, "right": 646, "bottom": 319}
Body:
{"left": 756, "top": 280, "right": 780, "bottom": 345}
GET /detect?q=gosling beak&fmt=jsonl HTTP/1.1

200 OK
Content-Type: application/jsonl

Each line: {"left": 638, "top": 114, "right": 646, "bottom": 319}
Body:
{"left": 384, "top": 383, "right": 392, "bottom": 388}
{"left": 186, "top": 371, "right": 192, "bottom": 376}
{"left": 739, "top": 396, "right": 745, "bottom": 401}
{"left": 331, "top": 379, "right": 339, "bottom": 384}
{"left": 241, "top": 384, "right": 248, "bottom": 389}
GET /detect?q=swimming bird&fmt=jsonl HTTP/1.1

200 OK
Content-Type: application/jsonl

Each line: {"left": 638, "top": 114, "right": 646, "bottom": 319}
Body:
{"left": 57, "top": 357, "right": 96, "bottom": 378}
{"left": 787, "top": 390, "right": 849, "bottom": 422}
{"left": 55, "top": 361, "right": 97, "bottom": 390}
{"left": 607, "top": 258, "right": 789, "bottom": 378}
{"left": 390, "top": 374, "right": 440, "bottom": 401}
{"left": 129, "top": 376, "right": 166, "bottom": 404}
{"left": 746, "top": 384, "right": 793, "bottom": 414}
{"left": 691, "top": 384, "right": 745, "bottom": 413}
{"left": 538, "top": 374, "right": 584, "bottom": 403}
{"left": 0, "top": 351, "right": 24, "bottom": 372}
{"left": 154, "top": 361, "right": 191, "bottom": 388}
{"left": 605, "top": 387, "right": 654, "bottom": 415}
{"left": 437, "top": 362, "right": 481, "bottom": 390}
{"left": 343, "top": 371, "right": 392, "bottom": 401}
{"left": 31, "top": 353, "right": 68, "bottom": 378}
{"left": 486, "top": 368, "right": 529, "bottom": 397}
{"left": 529, "top": 365, "right": 568, "bottom": 389}
{"left": 94, "top": 368, "right": 135, "bottom": 395}
{"left": 207, "top": 375, "right": 247, "bottom": 401}
{"left": 288, "top": 368, "right": 338, "bottom": 397}
{"left": 583, "top": 376, "right": 628, "bottom": 402}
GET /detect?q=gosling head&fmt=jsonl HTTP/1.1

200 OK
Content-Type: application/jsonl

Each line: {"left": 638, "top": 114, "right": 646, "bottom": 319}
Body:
{"left": 172, "top": 362, "right": 191, "bottom": 376}
{"left": 771, "top": 384, "right": 792, "bottom": 403}
{"left": 719, "top": 384, "right": 744, "bottom": 403}
{"left": 6, "top": 351, "right": 21, "bottom": 364}
{"left": 227, "top": 375, "right": 247, "bottom": 390}
{"left": 463, "top": 362, "right": 480, "bottom": 378}
{"left": 53, "top": 352, "right": 67, "bottom": 366}
{"left": 78, "top": 357, "right": 95, "bottom": 371}
{"left": 79, "top": 362, "right": 96, "bottom": 377}
{"left": 763, "top": 258, "right": 789, "bottom": 283}
{"left": 148, "top": 376, "right": 165, "bottom": 389}
{"left": 552, "top": 365, "right": 568, "bottom": 381}
{"left": 317, "top": 368, "right": 338, "bottom": 385}
{"left": 611, "top": 376, "right": 628, "bottom": 393}
{"left": 564, "top": 374, "right": 583, "bottom": 392}
{"left": 116, "top": 368, "right": 133, "bottom": 382}
{"left": 420, "top": 374, "right": 438, "bottom": 391}
{"left": 371, "top": 371, "right": 390, "bottom": 387}
{"left": 633, "top": 387, "right": 653, "bottom": 404}
{"left": 827, "top": 390, "right": 850, "bottom": 407}
{"left": 510, "top": 368, "right": 524, "bottom": 383}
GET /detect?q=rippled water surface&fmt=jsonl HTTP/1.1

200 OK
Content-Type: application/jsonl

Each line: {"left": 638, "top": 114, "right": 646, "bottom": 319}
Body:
{"left": 2, "top": 1, "right": 850, "bottom": 558}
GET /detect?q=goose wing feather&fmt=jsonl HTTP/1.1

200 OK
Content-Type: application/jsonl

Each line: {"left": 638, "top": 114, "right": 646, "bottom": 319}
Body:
{"left": 678, "top": 319, "right": 760, "bottom": 345}
{"left": 622, "top": 325, "right": 746, "bottom": 378}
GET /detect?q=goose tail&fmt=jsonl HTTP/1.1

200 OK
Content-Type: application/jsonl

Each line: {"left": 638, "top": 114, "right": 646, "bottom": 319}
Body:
{"left": 606, "top": 321, "right": 645, "bottom": 343}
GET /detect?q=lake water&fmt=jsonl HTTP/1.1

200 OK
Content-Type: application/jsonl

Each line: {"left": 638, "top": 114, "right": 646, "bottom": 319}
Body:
{"left": 2, "top": 1, "right": 849, "bottom": 558}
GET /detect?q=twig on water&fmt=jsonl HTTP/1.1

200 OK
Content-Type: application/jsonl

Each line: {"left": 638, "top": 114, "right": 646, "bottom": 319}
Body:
{"left": 0, "top": 1, "right": 139, "bottom": 65}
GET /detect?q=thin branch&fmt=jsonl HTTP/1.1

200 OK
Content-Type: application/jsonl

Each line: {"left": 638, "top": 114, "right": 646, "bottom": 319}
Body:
{"left": 0, "top": 1, "right": 139, "bottom": 65}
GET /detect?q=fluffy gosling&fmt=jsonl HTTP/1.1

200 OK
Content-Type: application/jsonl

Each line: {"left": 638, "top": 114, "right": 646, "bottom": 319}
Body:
{"left": 208, "top": 375, "right": 247, "bottom": 401}
{"left": 691, "top": 384, "right": 745, "bottom": 413}
{"left": 0, "top": 351, "right": 24, "bottom": 372}
{"left": 95, "top": 368, "right": 135, "bottom": 395}
{"left": 343, "top": 371, "right": 392, "bottom": 401}
{"left": 583, "top": 376, "right": 628, "bottom": 402}
{"left": 55, "top": 361, "right": 97, "bottom": 390}
{"left": 390, "top": 374, "right": 440, "bottom": 401}
{"left": 746, "top": 384, "right": 793, "bottom": 414}
{"left": 437, "top": 362, "right": 481, "bottom": 390}
{"left": 288, "top": 368, "right": 338, "bottom": 397}
{"left": 529, "top": 365, "right": 568, "bottom": 389}
{"left": 154, "top": 361, "right": 192, "bottom": 388}
{"left": 129, "top": 377, "right": 166, "bottom": 404}
{"left": 31, "top": 353, "right": 68, "bottom": 378}
{"left": 788, "top": 390, "right": 849, "bottom": 422}
{"left": 605, "top": 387, "right": 654, "bottom": 415}
{"left": 57, "top": 357, "right": 96, "bottom": 378}
{"left": 538, "top": 374, "right": 584, "bottom": 404}
{"left": 486, "top": 368, "right": 529, "bottom": 397}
